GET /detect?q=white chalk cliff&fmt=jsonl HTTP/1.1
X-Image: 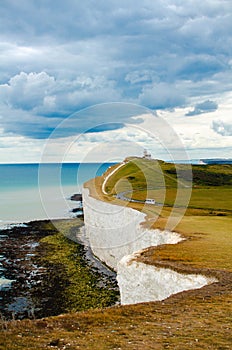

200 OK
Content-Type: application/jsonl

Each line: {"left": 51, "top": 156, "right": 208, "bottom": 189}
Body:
{"left": 82, "top": 186, "right": 216, "bottom": 305}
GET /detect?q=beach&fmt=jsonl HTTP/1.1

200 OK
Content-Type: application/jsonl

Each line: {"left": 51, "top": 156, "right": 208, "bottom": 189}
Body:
{"left": 0, "top": 218, "right": 119, "bottom": 320}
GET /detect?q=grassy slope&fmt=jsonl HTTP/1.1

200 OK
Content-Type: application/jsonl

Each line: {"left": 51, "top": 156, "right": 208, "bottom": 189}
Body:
{"left": 104, "top": 158, "right": 232, "bottom": 272}
{"left": 1, "top": 158, "right": 232, "bottom": 349}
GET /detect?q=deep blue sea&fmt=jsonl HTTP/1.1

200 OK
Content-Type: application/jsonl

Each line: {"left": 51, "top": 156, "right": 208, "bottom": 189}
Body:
{"left": 0, "top": 163, "right": 113, "bottom": 227}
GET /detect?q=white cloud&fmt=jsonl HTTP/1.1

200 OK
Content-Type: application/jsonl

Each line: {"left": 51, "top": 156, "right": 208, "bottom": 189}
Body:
{"left": 0, "top": 131, "right": 45, "bottom": 163}
{"left": 158, "top": 94, "right": 232, "bottom": 158}
{"left": 6, "top": 72, "right": 55, "bottom": 110}
{"left": 212, "top": 120, "right": 232, "bottom": 136}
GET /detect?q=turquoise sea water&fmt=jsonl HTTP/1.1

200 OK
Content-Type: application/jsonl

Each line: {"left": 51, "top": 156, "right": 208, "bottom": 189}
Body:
{"left": 0, "top": 163, "right": 113, "bottom": 227}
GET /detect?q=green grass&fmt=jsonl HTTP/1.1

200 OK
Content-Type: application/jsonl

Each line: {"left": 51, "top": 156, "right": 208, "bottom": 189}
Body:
{"left": 35, "top": 220, "right": 119, "bottom": 313}
{"left": 140, "top": 215, "right": 232, "bottom": 271}
{"left": 105, "top": 158, "right": 232, "bottom": 196}
{"left": 105, "top": 158, "right": 184, "bottom": 195}
{"left": 104, "top": 157, "right": 231, "bottom": 209}
{"left": 165, "top": 163, "right": 232, "bottom": 186}
{"left": 129, "top": 187, "right": 232, "bottom": 212}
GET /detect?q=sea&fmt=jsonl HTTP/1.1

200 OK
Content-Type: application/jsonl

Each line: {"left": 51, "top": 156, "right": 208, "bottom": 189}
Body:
{"left": 0, "top": 162, "right": 113, "bottom": 228}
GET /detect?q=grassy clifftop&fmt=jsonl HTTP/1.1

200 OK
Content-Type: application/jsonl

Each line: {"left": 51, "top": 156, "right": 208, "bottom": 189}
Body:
{"left": 104, "top": 157, "right": 232, "bottom": 191}
{"left": 102, "top": 157, "right": 232, "bottom": 272}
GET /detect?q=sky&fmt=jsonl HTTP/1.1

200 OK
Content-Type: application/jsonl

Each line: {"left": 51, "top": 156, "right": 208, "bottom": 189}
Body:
{"left": 0, "top": 0, "right": 231, "bottom": 163}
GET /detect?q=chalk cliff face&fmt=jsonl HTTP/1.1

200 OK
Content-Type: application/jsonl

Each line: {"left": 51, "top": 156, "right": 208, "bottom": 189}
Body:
{"left": 82, "top": 187, "right": 182, "bottom": 270}
{"left": 117, "top": 254, "right": 214, "bottom": 304}
{"left": 82, "top": 186, "right": 216, "bottom": 305}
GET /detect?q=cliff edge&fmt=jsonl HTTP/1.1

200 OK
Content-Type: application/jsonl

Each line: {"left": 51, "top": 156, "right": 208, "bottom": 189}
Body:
{"left": 82, "top": 158, "right": 220, "bottom": 304}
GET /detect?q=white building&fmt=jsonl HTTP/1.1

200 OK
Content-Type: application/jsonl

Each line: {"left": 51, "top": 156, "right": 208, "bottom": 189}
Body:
{"left": 143, "top": 149, "right": 152, "bottom": 160}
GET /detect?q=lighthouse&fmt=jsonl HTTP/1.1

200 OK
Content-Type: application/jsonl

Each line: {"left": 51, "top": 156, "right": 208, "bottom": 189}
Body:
{"left": 143, "top": 149, "right": 152, "bottom": 160}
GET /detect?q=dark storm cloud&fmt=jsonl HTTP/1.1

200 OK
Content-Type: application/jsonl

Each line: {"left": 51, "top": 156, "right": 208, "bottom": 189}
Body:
{"left": 186, "top": 100, "right": 218, "bottom": 116}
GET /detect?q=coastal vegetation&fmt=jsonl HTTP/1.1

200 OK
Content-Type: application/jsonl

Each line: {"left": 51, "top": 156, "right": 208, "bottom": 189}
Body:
{"left": 37, "top": 220, "right": 119, "bottom": 313}
{"left": 1, "top": 158, "right": 232, "bottom": 349}
{"left": 0, "top": 219, "right": 119, "bottom": 321}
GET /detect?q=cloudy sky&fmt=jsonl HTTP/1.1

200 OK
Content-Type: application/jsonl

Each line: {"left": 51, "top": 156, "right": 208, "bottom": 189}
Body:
{"left": 0, "top": 0, "right": 231, "bottom": 162}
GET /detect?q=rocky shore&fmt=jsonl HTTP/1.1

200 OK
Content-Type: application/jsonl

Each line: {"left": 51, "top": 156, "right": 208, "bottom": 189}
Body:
{"left": 0, "top": 219, "right": 119, "bottom": 320}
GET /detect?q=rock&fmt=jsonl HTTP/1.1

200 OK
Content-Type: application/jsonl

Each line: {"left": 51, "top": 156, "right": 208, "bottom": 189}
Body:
{"left": 71, "top": 207, "right": 83, "bottom": 213}
{"left": 49, "top": 339, "right": 60, "bottom": 346}
{"left": 70, "top": 193, "right": 82, "bottom": 201}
